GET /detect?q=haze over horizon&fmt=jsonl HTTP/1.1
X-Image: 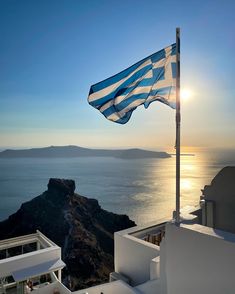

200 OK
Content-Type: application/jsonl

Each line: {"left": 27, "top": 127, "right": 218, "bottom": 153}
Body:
{"left": 1, "top": 0, "right": 235, "bottom": 150}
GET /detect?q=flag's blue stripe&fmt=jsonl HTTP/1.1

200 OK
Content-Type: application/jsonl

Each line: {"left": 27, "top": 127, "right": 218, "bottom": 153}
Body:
{"left": 90, "top": 44, "right": 175, "bottom": 93}
{"left": 151, "top": 86, "right": 173, "bottom": 96}
{"left": 116, "top": 93, "right": 148, "bottom": 111}
{"left": 153, "top": 67, "right": 165, "bottom": 81}
{"left": 102, "top": 93, "right": 148, "bottom": 118}
{"left": 171, "top": 43, "right": 176, "bottom": 55}
{"left": 88, "top": 43, "right": 176, "bottom": 124}
{"left": 89, "top": 64, "right": 152, "bottom": 107}
{"left": 146, "top": 97, "right": 175, "bottom": 109}
{"left": 171, "top": 63, "right": 176, "bottom": 79}
{"left": 115, "top": 111, "right": 133, "bottom": 124}
{"left": 150, "top": 86, "right": 175, "bottom": 100}
{"left": 149, "top": 48, "right": 166, "bottom": 64}
{"left": 144, "top": 86, "right": 175, "bottom": 108}
{"left": 102, "top": 86, "right": 174, "bottom": 119}
{"left": 90, "top": 58, "right": 149, "bottom": 93}
{"left": 101, "top": 106, "right": 116, "bottom": 118}
{"left": 90, "top": 65, "right": 168, "bottom": 109}
{"left": 119, "top": 86, "right": 174, "bottom": 111}
{"left": 106, "top": 67, "right": 165, "bottom": 99}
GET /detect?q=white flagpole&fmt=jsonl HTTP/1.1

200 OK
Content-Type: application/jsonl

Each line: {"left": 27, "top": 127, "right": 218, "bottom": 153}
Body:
{"left": 175, "top": 27, "right": 181, "bottom": 224}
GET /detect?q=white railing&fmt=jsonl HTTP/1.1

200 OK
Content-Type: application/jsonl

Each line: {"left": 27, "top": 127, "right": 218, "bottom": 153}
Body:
{"left": 32, "top": 281, "right": 70, "bottom": 294}
{"left": 114, "top": 231, "right": 160, "bottom": 286}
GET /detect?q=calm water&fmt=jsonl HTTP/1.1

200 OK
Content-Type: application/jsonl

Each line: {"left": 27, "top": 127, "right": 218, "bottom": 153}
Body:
{"left": 0, "top": 150, "right": 235, "bottom": 225}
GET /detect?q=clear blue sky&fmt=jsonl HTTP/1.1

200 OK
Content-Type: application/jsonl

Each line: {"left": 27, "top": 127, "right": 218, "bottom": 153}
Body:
{"left": 1, "top": 0, "right": 235, "bottom": 150}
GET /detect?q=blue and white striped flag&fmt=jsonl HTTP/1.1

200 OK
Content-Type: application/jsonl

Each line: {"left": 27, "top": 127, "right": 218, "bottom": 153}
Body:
{"left": 88, "top": 44, "right": 176, "bottom": 124}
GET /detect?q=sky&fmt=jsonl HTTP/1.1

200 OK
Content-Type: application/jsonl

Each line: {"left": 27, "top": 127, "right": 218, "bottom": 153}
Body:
{"left": 1, "top": 0, "right": 235, "bottom": 150}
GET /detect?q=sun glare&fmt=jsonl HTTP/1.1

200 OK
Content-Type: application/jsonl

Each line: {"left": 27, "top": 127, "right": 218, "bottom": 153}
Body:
{"left": 181, "top": 89, "right": 192, "bottom": 101}
{"left": 181, "top": 179, "right": 192, "bottom": 190}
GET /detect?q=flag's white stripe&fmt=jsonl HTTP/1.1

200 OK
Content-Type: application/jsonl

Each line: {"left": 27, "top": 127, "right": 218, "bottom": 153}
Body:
{"left": 164, "top": 55, "right": 175, "bottom": 81}
{"left": 153, "top": 78, "right": 175, "bottom": 89}
{"left": 124, "top": 70, "right": 153, "bottom": 89}
{"left": 106, "top": 113, "right": 120, "bottom": 122}
{"left": 107, "top": 98, "right": 146, "bottom": 121}
{"left": 88, "top": 44, "right": 177, "bottom": 123}
{"left": 145, "top": 88, "right": 176, "bottom": 105}
{"left": 99, "top": 57, "right": 175, "bottom": 112}
{"left": 151, "top": 56, "right": 166, "bottom": 69}
{"left": 164, "top": 46, "right": 172, "bottom": 58}
{"left": 88, "top": 59, "right": 152, "bottom": 102}
{"left": 99, "top": 85, "right": 152, "bottom": 113}
{"left": 164, "top": 62, "right": 172, "bottom": 81}
{"left": 152, "top": 54, "right": 176, "bottom": 89}
{"left": 100, "top": 59, "right": 171, "bottom": 112}
{"left": 115, "top": 85, "right": 151, "bottom": 104}
{"left": 119, "top": 98, "right": 146, "bottom": 115}
{"left": 89, "top": 45, "right": 175, "bottom": 103}
{"left": 99, "top": 71, "right": 153, "bottom": 112}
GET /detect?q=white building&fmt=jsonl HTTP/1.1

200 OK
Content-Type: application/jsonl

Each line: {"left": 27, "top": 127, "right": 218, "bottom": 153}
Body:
{"left": 0, "top": 231, "right": 66, "bottom": 294}
{"left": 1, "top": 204, "right": 235, "bottom": 294}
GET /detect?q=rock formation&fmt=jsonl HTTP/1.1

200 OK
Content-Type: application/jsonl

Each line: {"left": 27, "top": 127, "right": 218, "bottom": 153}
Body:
{"left": 0, "top": 179, "right": 135, "bottom": 290}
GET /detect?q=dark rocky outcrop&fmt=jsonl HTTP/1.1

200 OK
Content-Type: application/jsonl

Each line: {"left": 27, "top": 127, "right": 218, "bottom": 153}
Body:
{"left": 202, "top": 166, "right": 235, "bottom": 233}
{"left": 0, "top": 179, "right": 135, "bottom": 290}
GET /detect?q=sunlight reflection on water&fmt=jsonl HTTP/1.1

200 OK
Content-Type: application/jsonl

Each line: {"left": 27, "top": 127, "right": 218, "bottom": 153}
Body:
{"left": 0, "top": 150, "right": 234, "bottom": 225}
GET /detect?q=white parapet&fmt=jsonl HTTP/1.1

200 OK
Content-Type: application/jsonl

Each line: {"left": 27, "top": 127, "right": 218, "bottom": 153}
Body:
{"left": 73, "top": 280, "right": 138, "bottom": 294}
{"left": 114, "top": 221, "right": 165, "bottom": 286}
{"left": 161, "top": 222, "right": 235, "bottom": 294}
{"left": 150, "top": 256, "right": 160, "bottom": 280}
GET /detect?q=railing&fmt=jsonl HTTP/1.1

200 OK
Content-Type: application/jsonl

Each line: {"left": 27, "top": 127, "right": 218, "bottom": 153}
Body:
{"left": 32, "top": 281, "right": 71, "bottom": 294}
{"left": 130, "top": 220, "right": 167, "bottom": 247}
{"left": 114, "top": 221, "right": 168, "bottom": 286}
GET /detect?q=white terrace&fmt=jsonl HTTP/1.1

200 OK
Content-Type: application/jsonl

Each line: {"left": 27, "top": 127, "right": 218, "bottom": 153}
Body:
{"left": 1, "top": 210, "right": 235, "bottom": 294}
{"left": 76, "top": 220, "right": 235, "bottom": 294}
{"left": 0, "top": 231, "right": 65, "bottom": 294}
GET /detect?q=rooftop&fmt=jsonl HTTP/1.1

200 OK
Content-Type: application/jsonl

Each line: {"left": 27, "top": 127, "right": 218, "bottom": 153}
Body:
{"left": 0, "top": 230, "right": 57, "bottom": 260}
{"left": 1, "top": 202, "right": 235, "bottom": 294}
{"left": 0, "top": 230, "right": 65, "bottom": 294}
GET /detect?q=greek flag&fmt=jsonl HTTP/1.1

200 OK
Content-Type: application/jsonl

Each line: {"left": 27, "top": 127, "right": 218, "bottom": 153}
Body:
{"left": 88, "top": 44, "right": 176, "bottom": 124}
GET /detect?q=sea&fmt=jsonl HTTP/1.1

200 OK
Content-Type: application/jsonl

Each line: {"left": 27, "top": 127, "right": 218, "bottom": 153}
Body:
{"left": 0, "top": 149, "right": 235, "bottom": 225}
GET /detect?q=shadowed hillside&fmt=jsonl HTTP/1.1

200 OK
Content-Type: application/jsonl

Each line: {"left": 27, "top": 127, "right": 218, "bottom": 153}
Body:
{"left": 0, "top": 178, "right": 135, "bottom": 290}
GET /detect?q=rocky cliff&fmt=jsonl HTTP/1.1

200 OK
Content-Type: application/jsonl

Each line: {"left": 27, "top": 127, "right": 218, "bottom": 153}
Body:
{"left": 0, "top": 179, "right": 135, "bottom": 290}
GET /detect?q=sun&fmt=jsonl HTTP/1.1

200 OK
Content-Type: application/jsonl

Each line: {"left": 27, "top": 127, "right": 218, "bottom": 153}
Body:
{"left": 181, "top": 89, "right": 193, "bottom": 101}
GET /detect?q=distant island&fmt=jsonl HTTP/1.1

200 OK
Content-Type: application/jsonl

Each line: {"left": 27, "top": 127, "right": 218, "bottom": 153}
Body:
{"left": 0, "top": 145, "right": 171, "bottom": 159}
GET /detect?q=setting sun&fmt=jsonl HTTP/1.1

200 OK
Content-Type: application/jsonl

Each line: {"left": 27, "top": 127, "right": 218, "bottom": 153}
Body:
{"left": 181, "top": 89, "right": 193, "bottom": 101}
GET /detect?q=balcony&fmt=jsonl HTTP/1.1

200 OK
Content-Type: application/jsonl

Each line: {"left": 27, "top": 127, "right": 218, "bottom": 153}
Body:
{"left": 0, "top": 231, "right": 65, "bottom": 294}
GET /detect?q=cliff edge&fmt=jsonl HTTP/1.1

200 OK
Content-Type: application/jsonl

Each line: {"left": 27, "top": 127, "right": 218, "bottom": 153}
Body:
{"left": 0, "top": 179, "right": 136, "bottom": 290}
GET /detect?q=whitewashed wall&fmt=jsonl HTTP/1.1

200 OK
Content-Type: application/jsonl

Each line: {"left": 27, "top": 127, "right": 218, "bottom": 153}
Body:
{"left": 162, "top": 223, "right": 235, "bottom": 294}
{"left": 114, "top": 232, "right": 159, "bottom": 286}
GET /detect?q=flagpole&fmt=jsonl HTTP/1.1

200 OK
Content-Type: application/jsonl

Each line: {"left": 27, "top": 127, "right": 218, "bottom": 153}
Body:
{"left": 175, "top": 27, "right": 181, "bottom": 224}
